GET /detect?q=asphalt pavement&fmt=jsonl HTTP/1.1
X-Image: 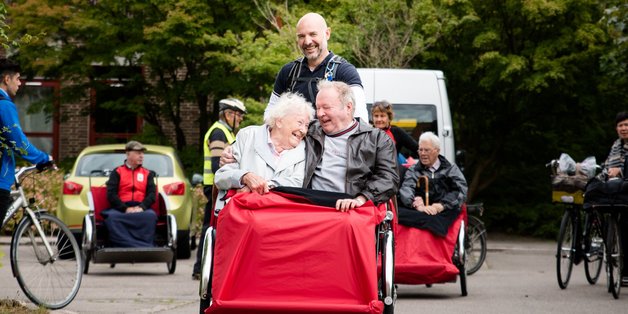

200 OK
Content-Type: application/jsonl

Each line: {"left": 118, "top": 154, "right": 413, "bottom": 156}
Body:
{"left": 1, "top": 233, "right": 627, "bottom": 313}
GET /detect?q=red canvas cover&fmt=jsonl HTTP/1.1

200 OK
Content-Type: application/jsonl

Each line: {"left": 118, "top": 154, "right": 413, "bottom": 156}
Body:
{"left": 207, "top": 191, "right": 385, "bottom": 314}
{"left": 393, "top": 208, "right": 465, "bottom": 285}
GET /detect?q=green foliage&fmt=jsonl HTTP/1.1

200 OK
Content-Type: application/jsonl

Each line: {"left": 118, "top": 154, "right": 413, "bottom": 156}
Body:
{"left": 5, "top": 0, "right": 628, "bottom": 238}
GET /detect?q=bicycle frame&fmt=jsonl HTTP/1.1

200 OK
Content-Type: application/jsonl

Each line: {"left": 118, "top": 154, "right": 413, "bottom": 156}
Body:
{"left": 3, "top": 165, "right": 57, "bottom": 262}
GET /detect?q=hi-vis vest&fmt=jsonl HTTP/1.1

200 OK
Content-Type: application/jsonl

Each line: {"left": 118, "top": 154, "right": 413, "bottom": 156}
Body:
{"left": 203, "top": 121, "right": 236, "bottom": 185}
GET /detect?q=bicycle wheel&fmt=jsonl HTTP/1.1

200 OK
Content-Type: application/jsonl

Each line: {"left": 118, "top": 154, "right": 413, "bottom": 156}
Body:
{"left": 584, "top": 211, "right": 603, "bottom": 284}
{"left": 556, "top": 210, "right": 575, "bottom": 289}
{"left": 10, "top": 212, "right": 83, "bottom": 309}
{"left": 466, "top": 215, "right": 487, "bottom": 275}
{"left": 606, "top": 214, "right": 622, "bottom": 299}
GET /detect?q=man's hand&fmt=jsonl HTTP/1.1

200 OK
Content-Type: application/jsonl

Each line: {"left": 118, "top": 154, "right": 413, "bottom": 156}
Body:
{"left": 412, "top": 196, "right": 425, "bottom": 210}
{"left": 125, "top": 206, "right": 143, "bottom": 213}
{"left": 416, "top": 203, "right": 444, "bottom": 215}
{"left": 336, "top": 195, "right": 367, "bottom": 212}
{"left": 241, "top": 172, "right": 270, "bottom": 194}
{"left": 219, "top": 145, "right": 235, "bottom": 167}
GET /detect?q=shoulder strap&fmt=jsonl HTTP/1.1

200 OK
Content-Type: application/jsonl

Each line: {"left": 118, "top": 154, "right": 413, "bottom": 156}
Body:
{"left": 287, "top": 57, "right": 305, "bottom": 92}
{"left": 324, "top": 55, "right": 347, "bottom": 82}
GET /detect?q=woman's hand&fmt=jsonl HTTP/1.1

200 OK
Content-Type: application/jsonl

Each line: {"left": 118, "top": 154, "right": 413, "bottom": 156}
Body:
{"left": 219, "top": 145, "right": 235, "bottom": 167}
{"left": 240, "top": 172, "right": 270, "bottom": 194}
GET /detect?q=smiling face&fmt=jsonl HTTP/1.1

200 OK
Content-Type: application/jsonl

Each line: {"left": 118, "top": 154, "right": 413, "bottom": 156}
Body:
{"left": 372, "top": 108, "right": 390, "bottom": 129}
{"left": 315, "top": 87, "right": 353, "bottom": 134}
{"left": 296, "top": 13, "right": 330, "bottom": 67}
{"left": 273, "top": 112, "right": 310, "bottom": 149}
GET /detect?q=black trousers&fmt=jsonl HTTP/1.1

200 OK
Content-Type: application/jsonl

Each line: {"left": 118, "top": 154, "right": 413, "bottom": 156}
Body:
{"left": 0, "top": 189, "right": 12, "bottom": 228}
{"left": 193, "top": 185, "right": 213, "bottom": 274}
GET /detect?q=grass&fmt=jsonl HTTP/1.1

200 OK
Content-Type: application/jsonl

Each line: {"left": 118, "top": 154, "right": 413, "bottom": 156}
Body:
{"left": 0, "top": 299, "right": 48, "bottom": 314}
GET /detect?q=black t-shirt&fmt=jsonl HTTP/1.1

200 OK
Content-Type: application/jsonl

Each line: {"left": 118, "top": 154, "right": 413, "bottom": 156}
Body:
{"left": 271, "top": 52, "right": 362, "bottom": 105}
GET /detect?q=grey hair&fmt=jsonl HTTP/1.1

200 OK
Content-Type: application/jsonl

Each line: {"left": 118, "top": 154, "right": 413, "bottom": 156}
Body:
{"left": 264, "top": 92, "right": 315, "bottom": 128}
{"left": 419, "top": 131, "right": 441, "bottom": 150}
{"left": 316, "top": 80, "right": 355, "bottom": 115}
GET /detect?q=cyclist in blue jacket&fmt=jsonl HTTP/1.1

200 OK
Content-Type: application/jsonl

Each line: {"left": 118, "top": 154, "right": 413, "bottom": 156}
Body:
{"left": 0, "top": 58, "right": 51, "bottom": 226}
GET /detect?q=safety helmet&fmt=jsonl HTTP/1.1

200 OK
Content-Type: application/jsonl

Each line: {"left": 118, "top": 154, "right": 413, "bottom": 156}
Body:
{"left": 218, "top": 98, "right": 247, "bottom": 114}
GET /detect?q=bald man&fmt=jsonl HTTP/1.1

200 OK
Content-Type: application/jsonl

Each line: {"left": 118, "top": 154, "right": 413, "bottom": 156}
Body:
{"left": 265, "top": 12, "right": 368, "bottom": 122}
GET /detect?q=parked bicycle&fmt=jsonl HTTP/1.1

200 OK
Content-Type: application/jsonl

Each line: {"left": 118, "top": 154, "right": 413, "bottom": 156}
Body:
{"left": 2, "top": 162, "right": 82, "bottom": 309}
{"left": 548, "top": 159, "right": 604, "bottom": 290}
{"left": 465, "top": 203, "right": 487, "bottom": 275}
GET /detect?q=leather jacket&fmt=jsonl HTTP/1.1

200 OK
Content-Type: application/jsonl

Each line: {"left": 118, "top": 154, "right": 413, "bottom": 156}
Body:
{"left": 303, "top": 119, "right": 399, "bottom": 205}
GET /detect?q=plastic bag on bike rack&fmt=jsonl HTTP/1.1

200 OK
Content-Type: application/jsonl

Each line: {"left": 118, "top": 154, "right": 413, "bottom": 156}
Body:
{"left": 558, "top": 153, "right": 577, "bottom": 175}
{"left": 578, "top": 156, "right": 597, "bottom": 179}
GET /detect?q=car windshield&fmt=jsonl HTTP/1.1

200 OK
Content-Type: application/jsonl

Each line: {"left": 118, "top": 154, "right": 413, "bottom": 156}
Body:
{"left": 367, "top": 103, "right": 438, "bottom": 140}
{"left": 75, "top": 152, "right": 173, "bottom": 177}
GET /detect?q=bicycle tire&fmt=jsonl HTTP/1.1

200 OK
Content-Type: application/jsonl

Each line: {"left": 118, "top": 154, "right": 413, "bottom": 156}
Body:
{"left": 556, "top": 210, "right": 575, "bottom": 289}
{"left": 10, "top": 212, "right": 83, "bottom": 309}
{"left": 584, "top": 211, "right": 603, "bottom": 284}
{"left": 606, "top": 214, "right": 622, "bottom": 299}
{"left": 466, "top": 215, "right": 487, "bottom": 275}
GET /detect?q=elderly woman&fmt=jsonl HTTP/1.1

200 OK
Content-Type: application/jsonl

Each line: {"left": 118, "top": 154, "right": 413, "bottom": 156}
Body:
{"left": 397, "top": 132, "right": 467, "bottom": 237}
{"left": 371, "top": 100, "right": 418, "bottom": 158}
{"left": 213, "top": 92, "right": 314, "bottom": 209}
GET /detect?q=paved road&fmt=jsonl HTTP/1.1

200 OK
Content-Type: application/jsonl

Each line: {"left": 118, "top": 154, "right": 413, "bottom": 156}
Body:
{"left": 1, "top": 234, "right": 627, "bottom": 313}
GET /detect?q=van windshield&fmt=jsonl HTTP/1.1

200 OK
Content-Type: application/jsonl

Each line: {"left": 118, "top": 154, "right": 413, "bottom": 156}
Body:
{"left": 367, "top": 103, "right": 438, "bottom": 141}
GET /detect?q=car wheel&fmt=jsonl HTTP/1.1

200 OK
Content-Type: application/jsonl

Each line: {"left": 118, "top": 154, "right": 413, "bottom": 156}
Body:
{"left": 177, "top": 230, "right": 191, "bottom": 259}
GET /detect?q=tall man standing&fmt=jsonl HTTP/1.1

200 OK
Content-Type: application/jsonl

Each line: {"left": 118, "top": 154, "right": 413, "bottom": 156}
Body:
{"left": 265, "top": 12, "right": 369, "bottom": 123}
{"left": 0, "top": 58, "right": 51, "bottom": 226}
{"left": 193, "top": 98, "right": 246, "bottom": 279}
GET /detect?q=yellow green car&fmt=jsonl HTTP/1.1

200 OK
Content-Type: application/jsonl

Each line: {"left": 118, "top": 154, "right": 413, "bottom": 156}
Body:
{"left": 57, "top": 144, "right": 198, "bottom": 259}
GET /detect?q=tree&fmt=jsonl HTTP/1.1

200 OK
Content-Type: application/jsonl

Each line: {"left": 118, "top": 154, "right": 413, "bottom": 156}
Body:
{"left": 331, "top": 0, "right": 475, "bottom": 68}
{"left": 7, "top": 0, "right": 277, "bottom": 151}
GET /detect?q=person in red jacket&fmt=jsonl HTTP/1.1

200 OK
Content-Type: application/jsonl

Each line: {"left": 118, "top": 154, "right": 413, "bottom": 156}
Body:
{"left": 103, "top": 141, "right": 157, "bottom": 247}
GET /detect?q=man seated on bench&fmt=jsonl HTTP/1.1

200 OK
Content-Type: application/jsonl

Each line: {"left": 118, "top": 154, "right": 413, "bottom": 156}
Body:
{"left": 102, "top": 140, "right": 157, "bottom": 248}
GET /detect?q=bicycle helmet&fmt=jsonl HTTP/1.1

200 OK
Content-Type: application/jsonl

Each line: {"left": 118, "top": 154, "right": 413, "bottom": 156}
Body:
{"left": 218, "top": 98, "right": 247, "bottom": 114}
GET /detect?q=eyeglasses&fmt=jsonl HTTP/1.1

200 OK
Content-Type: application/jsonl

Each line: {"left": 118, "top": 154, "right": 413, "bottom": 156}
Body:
{"left": 227, "top": 110, "right": 244, "bottom": 118}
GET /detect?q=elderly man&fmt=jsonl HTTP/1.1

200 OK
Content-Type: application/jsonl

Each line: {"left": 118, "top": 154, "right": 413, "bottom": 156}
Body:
{"left": 103, "top": 141, "right": 157, "bottom": 247}
{"left": 265, "top": 12, "right": 368, "bottom": 122}
{"left": 397, "top": 132, "right": 467, "bottom": 236}
{"left": 304, "top": 80, "right": 398, "bottom": 211}
{"left": 221, "top": 81, "right": 398, "bottom": 211}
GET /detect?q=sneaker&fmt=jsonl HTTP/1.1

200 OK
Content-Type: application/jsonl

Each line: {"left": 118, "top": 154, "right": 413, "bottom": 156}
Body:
{"left": 192, "top": 272, "right": 200, "bottom": 280}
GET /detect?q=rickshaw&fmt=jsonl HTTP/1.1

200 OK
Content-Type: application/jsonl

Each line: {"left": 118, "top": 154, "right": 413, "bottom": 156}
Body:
{"left": 392, "top": 176, "right": 468, "bottom": 296}
{"left": 199, "top": 187, "right": 396, "bottom": 314}
{"left": 81, "top": 185, "right": 178, "bottom": 274}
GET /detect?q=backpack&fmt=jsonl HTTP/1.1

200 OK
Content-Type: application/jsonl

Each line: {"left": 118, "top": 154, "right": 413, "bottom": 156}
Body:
{"left": 286, "top": 55, "right": 347, "bottom": 94}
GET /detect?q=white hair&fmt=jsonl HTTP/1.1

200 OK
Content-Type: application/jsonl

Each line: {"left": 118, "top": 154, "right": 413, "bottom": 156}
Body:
{"left": 316, "top": 80, "right": 355, "bottom": 115}
{"left": 419, "top": 131, "right": 441, "bottom": 150}
{"left": 264, "top": 92, "right": 315, "bottom": 128}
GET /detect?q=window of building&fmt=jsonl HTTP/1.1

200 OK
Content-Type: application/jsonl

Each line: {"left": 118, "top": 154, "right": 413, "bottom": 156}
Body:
{"left": 13, "top": 80, "right": 59, "bottom": 159}
{"left": 89, "top": 66, "right": 143, "bottom": 144}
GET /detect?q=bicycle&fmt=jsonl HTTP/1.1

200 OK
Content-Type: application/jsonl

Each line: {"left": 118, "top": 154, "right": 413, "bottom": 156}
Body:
{"left": 548, "top": 159, "right": 604, "bottom": 289}
{"left": 465, "top": 203, "right": 487, "bottom": 275}
{"left": 2, "top": 163, "right": 82, "bottom": 309}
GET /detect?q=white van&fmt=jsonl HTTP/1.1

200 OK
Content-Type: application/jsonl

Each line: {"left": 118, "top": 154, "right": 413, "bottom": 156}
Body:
{"left": 357, "top": 68, "right": 455, "bottom": 162}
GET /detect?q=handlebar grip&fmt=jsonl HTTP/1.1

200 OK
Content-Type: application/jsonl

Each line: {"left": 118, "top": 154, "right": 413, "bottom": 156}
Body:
{"left": 36, "top": 160, "right": 56, "bottom": 172}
